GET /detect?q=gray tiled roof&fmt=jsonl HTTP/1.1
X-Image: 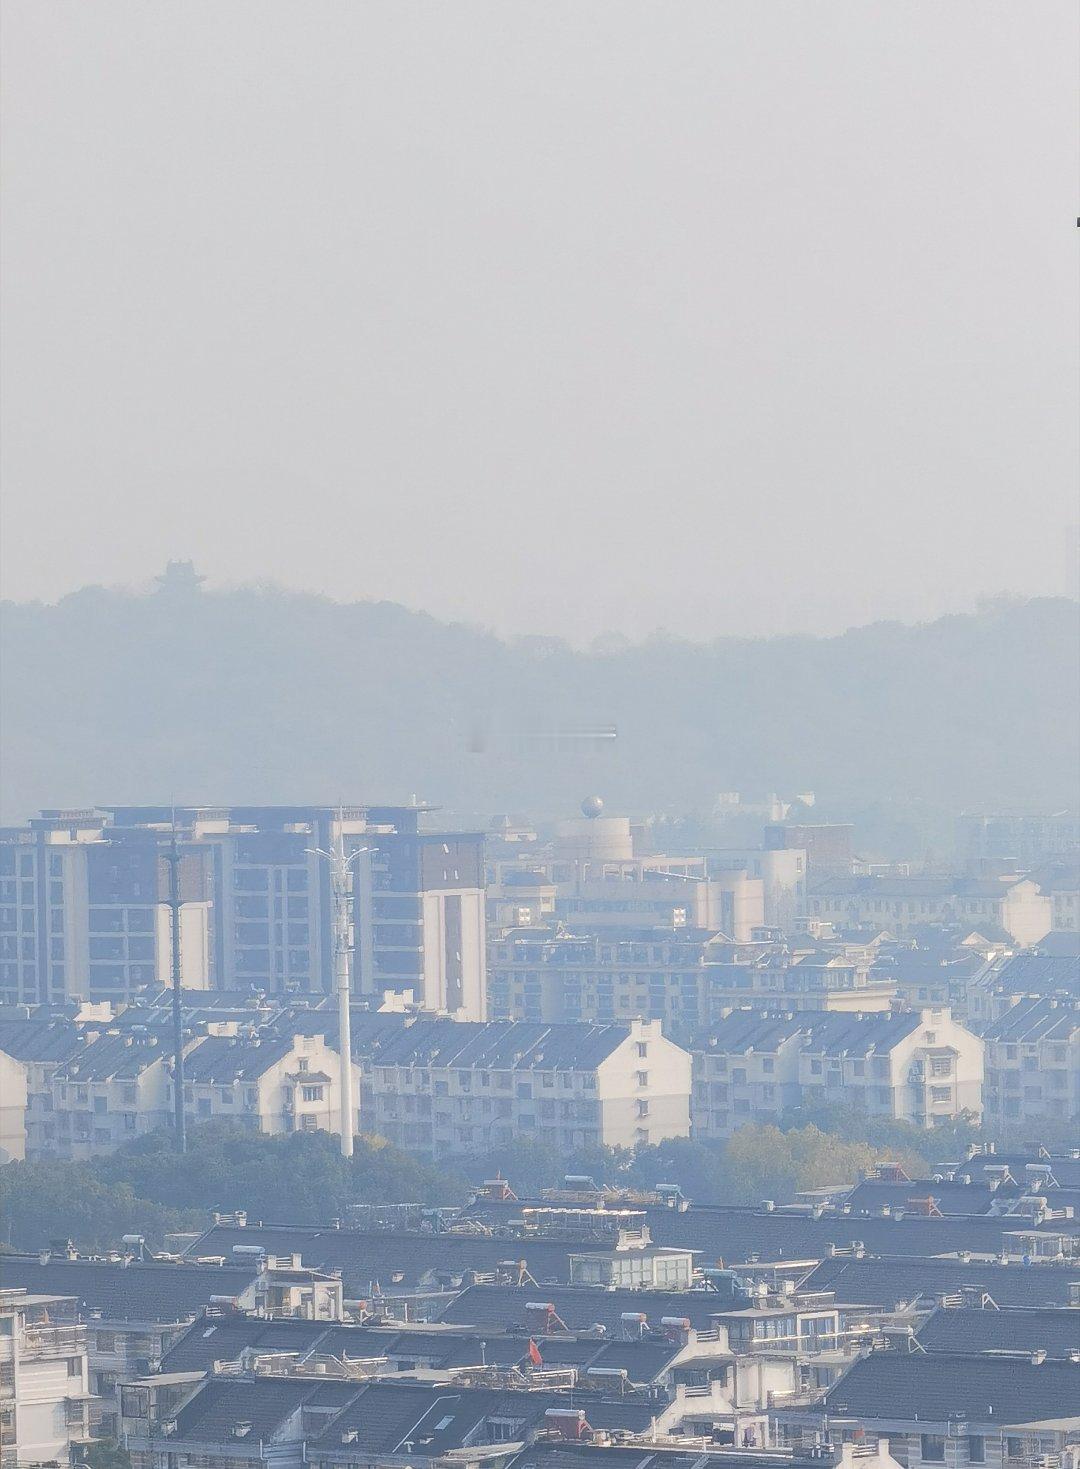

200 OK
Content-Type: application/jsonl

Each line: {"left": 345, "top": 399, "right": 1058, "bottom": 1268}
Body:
{"left": 981, "top": 996, "right": 1080, "bottom": 1042}
{"left": 355, "top": 1018, "right": 635, "bottom": 1072}
{"left": 0, "top": 1255, "right": 256, "bottom": 1324}
{"left": 696, "top": 1008, "right": 922, "bottom": 1056}
{"left": 308, "top": 1381, "right": 656, "bottom": 1455}
{"left": 976, "top": 953, "right": 1080, "bottom": 997}
{"left": 434, "top": 1283, "right": 739, "bottom": 1333}
{"left": 55, "top": 1032, "right": 169, "bottom": 1081}
{"left": 915, "top": 1305, "right": 1080, "bottom": 1359}
{"left": 459, "top": 1199, "right": 1078, "bottom": 1262}
{"left": 951, "top": 1153, "right": 1080, "bottom": 1190}
{"left": 802, "top": 1255, "right": 1080, "bottom": 1310}
{"left": 172, "top": 1375, "right": 356, "bottom": 1444}
{"left": 0, "top": 1018, "right": 83, "bottom": 1063}
{"left": 841, "top": 1180, "right": 996, "bottom": 1216}
{"left": 821, "top": 1346, "right": 1080, "bottom": 1424}
{"left": 185, "top": 1223, "right": 625, "bottom": 1293}
{"left": 182, "top": 1034, "right": 296, "bottom": 1082}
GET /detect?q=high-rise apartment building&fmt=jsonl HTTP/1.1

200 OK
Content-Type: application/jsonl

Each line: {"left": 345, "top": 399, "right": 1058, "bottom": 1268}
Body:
{"left": 0, "top": 812, "right": 211, "bottom": 1007}
{"left": 360, "top": 807, "right": 487, "bottom": 1017}
{"left": 0, "top": 805, "right": 487, "bottom": 1016}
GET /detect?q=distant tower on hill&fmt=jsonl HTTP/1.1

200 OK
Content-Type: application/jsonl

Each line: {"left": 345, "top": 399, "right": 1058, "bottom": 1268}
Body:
{"left": 154, "top": 560, "right": 205, "bottom": 595}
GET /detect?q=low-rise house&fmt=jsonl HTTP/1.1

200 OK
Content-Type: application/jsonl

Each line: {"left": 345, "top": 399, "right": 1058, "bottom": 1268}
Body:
{"left": 775, "top": 1343, "right": 1080, "bottom": 1469}
{"left": 458, "top": 1192, "right": 1079, "bottom": 1268}
{"left": 186, "top": 1212, "right": 695, "bottom": 1302}
{"left": 0, "top": 1256, "right": 257, "bottom": 1431}
{"left": 1033, "top": 858, "right": 1080, "bottom": 934}
{"left": 807, "top": 877, "right": 1053, "bottom": 948}
{"left": 0, "top": 1289, "right": 92, "bottom": 1464}
{"left": 0, "top": 1251, "right": 342, "bottom": 1434}
{"left": 981, "top": 997, "right": 1080, "bottom": 1131}
{"left": 359, "top": 1017, "right": 691, "bottom": 1155}
{"left": 692, "top": 1008, "right": 983, "bottom": 1139}
{"left": 121, "top": 1375, "right": 660, "bottom": 1469}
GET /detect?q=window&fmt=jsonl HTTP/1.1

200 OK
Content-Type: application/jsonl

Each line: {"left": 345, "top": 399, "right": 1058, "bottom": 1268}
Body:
{"left": 636, "top": 1042, "right": 648, "bottom": 1058}
{"left": 301, "top": 1085, "right": 324, "bottom": 1103}
{"left": 67, "top": 1357, "right": 82, "bottom": 1376}
{"left": 921, "top": 1436, "right": 946, "bottom": 1463}
{"left": 968, "top": 1438, "right": 985, "bottom": 1464}
{"left": 635, "top": 1071, "right": 648, "bottom": 1087}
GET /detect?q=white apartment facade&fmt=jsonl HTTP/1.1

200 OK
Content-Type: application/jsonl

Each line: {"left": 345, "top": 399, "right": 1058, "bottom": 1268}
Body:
{"left": 359, "top": 1016, "right": 692, "bottom": 1157}
{"left": 981, "top": 996, "right": 1080, "bottom": 1131}
{"left": 16, "top": 1025, "right": 358, "bottom": 1158}
{"left": 177, "top": 1030, "right": 361, "bottom": 1139}
{"left": 693, "top": 1007, "right": 984, "bottom": 1139}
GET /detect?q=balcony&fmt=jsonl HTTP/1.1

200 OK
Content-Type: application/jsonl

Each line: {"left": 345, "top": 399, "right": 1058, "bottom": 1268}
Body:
{"left": 21, "top": 1325, "right": 86, "bottom": 1360}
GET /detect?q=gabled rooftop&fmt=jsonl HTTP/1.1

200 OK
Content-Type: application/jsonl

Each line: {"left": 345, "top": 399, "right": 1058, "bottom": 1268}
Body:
{"left": 820, "top": 1345, "right": 1080, "bottom": 1425}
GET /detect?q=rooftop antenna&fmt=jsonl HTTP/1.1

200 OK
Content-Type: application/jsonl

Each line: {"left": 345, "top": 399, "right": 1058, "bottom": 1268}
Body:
{"left": 307, "top": 813, "right": 372, "bottom": 1158}
{"left": 167, "top": 809, "right": 186, "bottom": 1153}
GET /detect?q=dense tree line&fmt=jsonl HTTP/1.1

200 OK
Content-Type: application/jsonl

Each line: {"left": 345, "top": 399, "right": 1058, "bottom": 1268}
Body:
{"left": 0, "top": 1117, "right": 953, "bottom": 1251}
{"left": 3, "top": 1109, "right": 1066, "bottom": 1252}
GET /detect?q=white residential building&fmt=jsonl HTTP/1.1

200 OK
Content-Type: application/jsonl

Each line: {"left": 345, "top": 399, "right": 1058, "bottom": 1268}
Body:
{"left": 981, "top": 996, "right": 1080, "bottom": 1131}
{"left": 0, "top": 1290, "right": 92, "bottom": 1465}
{"left": 17, "top": 1024, "right": 358, "bottom": 1157}
{"left": 693, "top": 1006, "right": 984, "bottom": 1139}
{"left": 178, "top": 1030, "right": 361, "bottom": 1139}
{"left": 807, "top": 876, "right": 1053, "bottom": 947}
{"left": 358, "top": 1015, "right": 692, "bottom": 1156}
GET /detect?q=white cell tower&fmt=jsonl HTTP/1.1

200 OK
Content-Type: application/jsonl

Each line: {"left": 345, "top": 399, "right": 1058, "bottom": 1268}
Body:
{"left": 308, "top": 826, "right": 371, "bottom": 1158}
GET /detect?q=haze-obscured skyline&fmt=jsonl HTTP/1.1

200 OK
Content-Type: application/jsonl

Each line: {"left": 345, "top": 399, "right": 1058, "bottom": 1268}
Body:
{"left": 2, "top": 2, "right": 1076, "bottom": 642}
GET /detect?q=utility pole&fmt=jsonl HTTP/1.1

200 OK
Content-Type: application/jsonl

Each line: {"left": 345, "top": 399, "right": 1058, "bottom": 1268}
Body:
{"left": 309, "top": 826, "right": 371, "bottom": 1158}
{"left": 167, "top": 828, "right": 186, "bottom": 1153}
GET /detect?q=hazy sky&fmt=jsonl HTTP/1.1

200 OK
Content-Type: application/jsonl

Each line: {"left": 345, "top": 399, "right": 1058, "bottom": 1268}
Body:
{"left": 2, "top": 2, "right": 1076, "bottom": 643}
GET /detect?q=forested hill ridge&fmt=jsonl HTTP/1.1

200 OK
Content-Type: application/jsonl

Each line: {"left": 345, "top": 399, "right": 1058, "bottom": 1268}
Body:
{"left": 2, "top": 578, "right": 1077, "bottom": 825}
